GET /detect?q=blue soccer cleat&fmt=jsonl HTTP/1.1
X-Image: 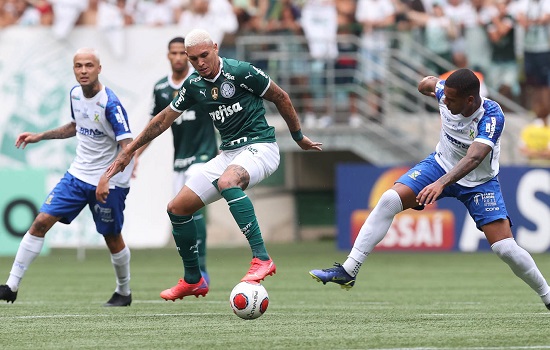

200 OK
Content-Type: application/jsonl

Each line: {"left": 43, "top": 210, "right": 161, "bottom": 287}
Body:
{"left": 309, "top": 263, "right": 355, "bottom": 290}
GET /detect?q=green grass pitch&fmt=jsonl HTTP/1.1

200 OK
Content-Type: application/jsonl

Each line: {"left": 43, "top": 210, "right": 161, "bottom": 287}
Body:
{"left": 1, "top": 240, "right": 550, "bottom": 349}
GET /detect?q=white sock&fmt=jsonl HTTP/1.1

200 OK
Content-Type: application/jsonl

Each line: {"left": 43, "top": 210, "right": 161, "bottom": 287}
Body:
{"left": 343, "top": 257, "right": 362, "bottom": 278}
{"left": 344, "top": 189, "right": 403, "bottom": 277}
{"left": 6, "top": 232, "right": 44, "bottom": 291}
{"left": 491, "top": 238, "right": 550, "bottom": 304}
{"left": 110, "top": 246, "right": 131, "bottom": 296}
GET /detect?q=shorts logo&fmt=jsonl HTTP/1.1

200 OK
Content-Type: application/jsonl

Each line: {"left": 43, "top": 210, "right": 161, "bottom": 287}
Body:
{"left": 45, "top": 192, "right": 54, "bottom": 205}
{"left": 408, "top": 170, "right": 421, "bottom": 180}
{"left": 247, "top": 145, "right": 258, "bottom": 155}
{"left": 473, "top": 192, "right": 499, "bottom": 211}
{"left": 94, "top": 204, "right": 114, "bottom": 223}
{"left": 221, "top": 81, "right": 235, "bottom": 98}
{"left": 211, "top": 87, "right": 219, "bottom": 100}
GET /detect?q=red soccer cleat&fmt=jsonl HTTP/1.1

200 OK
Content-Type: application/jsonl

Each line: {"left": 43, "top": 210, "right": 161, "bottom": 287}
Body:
{"left": 241, "top": 257, "right": 276, "bottom": 282}
{"left": 160, "top": 277, "right": 209, "bottom": 301}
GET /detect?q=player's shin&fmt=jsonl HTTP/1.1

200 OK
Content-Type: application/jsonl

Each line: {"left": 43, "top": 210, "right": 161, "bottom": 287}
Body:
{"left": 6, "top": 232, "right": 44, "bottom": 291}
{"left": 167, "top": 211, "right": 201, "bottom": 284}
{"left": 345, "top": 189, "right": 403, "bottom": 277}
{"left": 221, "top": 187, "right": 269, "bottom": 261}
{"left": 491, "top": 238, "right": 550, "bottom": 304}
{"left": 193, "top": 208, "right": 208, "bottom": 274}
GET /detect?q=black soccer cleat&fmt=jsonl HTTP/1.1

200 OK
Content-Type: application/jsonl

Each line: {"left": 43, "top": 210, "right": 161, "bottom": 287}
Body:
{"left": 546, "top": 303, "right": 550, "bottom": 311}
{"left": 0, "top": 284, "right": 17, "bottom": 303}
{"left": 103, "top": 292, "right": 132, "bottom": 307}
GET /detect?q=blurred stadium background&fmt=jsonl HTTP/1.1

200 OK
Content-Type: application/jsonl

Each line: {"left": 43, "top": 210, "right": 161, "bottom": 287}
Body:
{"left": 0, "top": 22, "right": 548, "bottom": 258}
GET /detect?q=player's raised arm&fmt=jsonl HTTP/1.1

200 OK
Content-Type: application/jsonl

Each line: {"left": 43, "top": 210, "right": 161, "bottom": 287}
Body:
{"left": 417, "top": 76, "right": 438, "bottom": 97}
{"left": 262, "top": 80, "right": 322, "bottom": 151}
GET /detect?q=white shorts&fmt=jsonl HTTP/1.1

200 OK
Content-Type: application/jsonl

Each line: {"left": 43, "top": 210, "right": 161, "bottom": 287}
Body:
{"left": 186, "top": 142, "right": 280, "bottom": 205}
{"left": 173, "top": 162, "right": 206, "bottom": 196}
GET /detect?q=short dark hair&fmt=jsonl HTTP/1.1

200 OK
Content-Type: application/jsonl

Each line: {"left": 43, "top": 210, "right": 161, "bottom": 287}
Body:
{"left": 168, "top": 37, "right": 185, "bottom": 49}
{"left": 445, "top": 69, "right": 480, "bottom": 97}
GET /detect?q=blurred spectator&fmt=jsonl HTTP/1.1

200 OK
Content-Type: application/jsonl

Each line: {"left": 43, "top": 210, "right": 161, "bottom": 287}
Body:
{"left": 516, "top": 0, "right": 550, "bottom": 123}
{"left": 232, "top": 0, "right": 262, "bottom": 32}
{"left": 32, "top": 0, "right": 54, "bottom": 25}
{"left": 462, "top": 0, "right": 494, "bottom": 76}
{"left": 141, "top": 0, "right": 175, "bottom": 26}
{"left": 262, "top": 1, "right": 320, "bottom": 126}
{"left": 485, "top": 0, "right": 519, "bottom": 101}
{"left": 50, "top": 0, "right": 89, "bottom": 39}
{"left": 9, "top": 0, "right": 41, "bottom": 25}
{"left": 177, "top": 0, "right": 238, "bottom": 47}
{"left": 519, "top": 117, "right": 550, "bottom": 166}
{"left": 407, "top": 2, "right": 456, "bottom": 75}
{"left": 301, "top": 0, "right": 338, "bottom": 127}
{"left": 77, "top": 0, "right": 98, "bottom": 25}
{"left": 0, "top": 0, "right": 14, "bottom": 27}
{"left": 442, "top": 0, "right": 470, "bottom": 67}
{"left": 356, "top": 0, "right": 396, "bottom": 121}
{"left": 334, "top": 0, "right": 361, "bottom": 127}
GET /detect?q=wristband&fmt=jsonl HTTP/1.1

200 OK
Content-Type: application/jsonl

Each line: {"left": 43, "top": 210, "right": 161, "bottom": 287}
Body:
{"left": 291, "top": 129, "right": 304, "bottom": 141}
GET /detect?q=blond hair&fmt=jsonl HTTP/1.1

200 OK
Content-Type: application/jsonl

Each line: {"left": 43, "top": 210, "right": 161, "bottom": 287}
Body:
{"left": 74, "top": 47, "right": 100, "bottom": 64}
{"left": 184, "top": 29, "right": 214, "bottom": 48}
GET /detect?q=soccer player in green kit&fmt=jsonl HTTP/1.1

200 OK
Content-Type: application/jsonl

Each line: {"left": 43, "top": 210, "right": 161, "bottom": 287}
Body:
{"left": 133, "top": 37, "right": 217, "bottom": 285}
{"left": 99, "top": 28, "right": 323, "bottom": 301}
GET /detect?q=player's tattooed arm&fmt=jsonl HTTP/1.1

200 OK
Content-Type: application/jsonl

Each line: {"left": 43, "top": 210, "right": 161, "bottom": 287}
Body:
{"left": 262, "top": 80, "right": 323, "bottom": 151}
{"left": 15, "top": 122, "right": 77, "bottom": 149}
{"left": 129, "top": 106, "right": 180, "bottom": 154}
{"left": 262, "top": 81, "right": 301, "bottom": 133}
{"left": 105, "top": 106, "right": 180, "bottom": 179}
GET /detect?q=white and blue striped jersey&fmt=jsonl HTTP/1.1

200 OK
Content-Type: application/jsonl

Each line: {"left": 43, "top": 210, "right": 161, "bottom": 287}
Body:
{"left": 68, "top": 85, "right": 134, "bottom": 188}
{"left": 434, "top": 80, "right": 504, "bottom": 187}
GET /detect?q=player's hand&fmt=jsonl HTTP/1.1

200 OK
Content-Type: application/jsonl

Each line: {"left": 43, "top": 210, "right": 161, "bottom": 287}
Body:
{"left": 105, "top": 149, "right": 132, "bottom": 179}
{"left": 416, "top": 180, "right": 444, "bottom": 206}
{"left": 296, "top": 135, "right": 323, "bottom": 151}
{"left": 96, "top": 174, "right": 110, "bottom": 203}
{"left": 15, "top": 132, "right": 41, "bottom": 149}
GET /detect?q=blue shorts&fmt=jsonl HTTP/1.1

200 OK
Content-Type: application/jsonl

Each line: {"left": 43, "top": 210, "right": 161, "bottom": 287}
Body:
{"left": 396, "top": 153, "right": 510, "bottom": 230}
{"left": 40, "top": 172, "right": 129, "bottom": 235}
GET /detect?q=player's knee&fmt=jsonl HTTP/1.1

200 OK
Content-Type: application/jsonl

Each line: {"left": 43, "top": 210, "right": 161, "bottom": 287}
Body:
{"left": 167, "top": 200, "right": 192, "bottom": 216}
{"left": 377, "top": 189, "right": 403, "bottom": 214}
{"left": 217, "top": 177, "right": 246, "bottom": 192}
{"left": 29, "top": 213, "right": 57, "bottom": 236}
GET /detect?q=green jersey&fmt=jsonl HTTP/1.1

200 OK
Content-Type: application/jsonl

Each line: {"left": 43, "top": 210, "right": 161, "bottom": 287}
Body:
{"left": 151, "top": 72, "right": 217, "bottom": 171}
{"left": 170, "top": 57, "right": 276, "bottom": 150}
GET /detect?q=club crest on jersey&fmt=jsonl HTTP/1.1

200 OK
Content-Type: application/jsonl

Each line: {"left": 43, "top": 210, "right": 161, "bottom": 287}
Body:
{"left": 212, "top": 87, "right": 219, "bottom": 100}
{"left": 221, "top": 81, "right": 236, "bottom": 98}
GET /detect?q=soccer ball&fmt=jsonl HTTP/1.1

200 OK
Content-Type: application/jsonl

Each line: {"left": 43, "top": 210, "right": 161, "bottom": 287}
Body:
{"left": 229, "top": 281, "right": 269, "bottom": 320}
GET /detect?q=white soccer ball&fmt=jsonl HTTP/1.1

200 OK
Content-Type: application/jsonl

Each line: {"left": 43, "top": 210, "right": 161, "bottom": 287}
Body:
{"left": 229, "top": 281, "right": 269, "bottom": 320}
